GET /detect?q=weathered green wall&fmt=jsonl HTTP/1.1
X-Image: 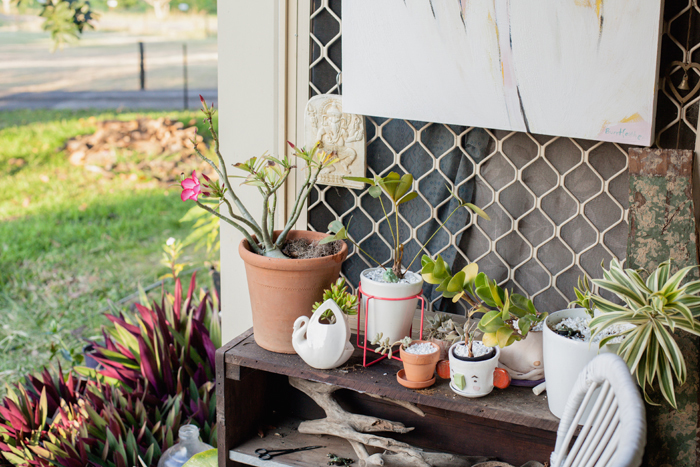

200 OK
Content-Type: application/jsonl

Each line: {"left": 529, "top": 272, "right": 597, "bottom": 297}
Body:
{"left": 628, "top": 148, "right": 700, "bottom": 466}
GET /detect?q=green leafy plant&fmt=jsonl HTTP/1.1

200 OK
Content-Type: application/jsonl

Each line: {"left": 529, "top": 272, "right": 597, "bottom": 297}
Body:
{"left": 370, "top": 333, "right": 413, "bottom": 359}
{"left": 421, "top": 256, "right": 546, "bottom": 352}
{"left": 312, "top": 278, "right": 358, "bottom": 324}
{"left": 571, "top": 258, "right": 700, "bottom": 408}
{"left": 182, "top": 98, "right": 339, "bottom": 259}
{"left": 321, "top": 176, "right": 488, "bottom": 281}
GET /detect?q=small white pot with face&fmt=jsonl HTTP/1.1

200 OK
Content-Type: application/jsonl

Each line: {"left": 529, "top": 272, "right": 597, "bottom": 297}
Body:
{"left": 448, "top": 342, "right": 500, "bottom": 398}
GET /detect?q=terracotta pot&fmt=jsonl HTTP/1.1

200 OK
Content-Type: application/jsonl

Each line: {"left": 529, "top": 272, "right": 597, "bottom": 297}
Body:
{"left": 239, "top": 230, "right": 347, "bottom": 354}
{"left": 429, "top": 338, "right": 450, "bottom": 361}
{"left": 399, "top": 341, "right": 440, "bottom": 382}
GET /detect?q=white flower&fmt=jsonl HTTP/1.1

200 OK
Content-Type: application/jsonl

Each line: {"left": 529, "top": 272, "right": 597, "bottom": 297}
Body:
{"left": 166, "top": 237, "right": 176, "bottom": 246}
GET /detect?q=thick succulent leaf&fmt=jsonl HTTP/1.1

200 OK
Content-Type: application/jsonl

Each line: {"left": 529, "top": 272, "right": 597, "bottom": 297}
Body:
{"left": 461, "top": 263, "right": 479, "bottom": 285}
{"left": 496, "top": 326, "right": 514, "bottom": 348}
{"left": 447, "top": 271, "right": 466, "bottom": 293}
{"left": 482, "top": 332, "right": 498, "bottom": 347}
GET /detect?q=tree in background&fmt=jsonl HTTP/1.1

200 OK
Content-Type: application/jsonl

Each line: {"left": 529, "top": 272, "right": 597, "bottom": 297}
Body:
{"left": 142, "top": 0, "right": 168, "bottom": 18}
{"left": 14, "top": 0, "right": 96, "bottom": 49}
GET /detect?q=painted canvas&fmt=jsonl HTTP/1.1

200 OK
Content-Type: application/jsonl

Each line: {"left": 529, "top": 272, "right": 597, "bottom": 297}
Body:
{"left": 342, "top": 0, "right": 664, "bottom": 146}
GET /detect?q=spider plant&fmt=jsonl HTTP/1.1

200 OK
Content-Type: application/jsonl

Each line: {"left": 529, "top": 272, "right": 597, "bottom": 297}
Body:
{"left": 574, "top": 258, "right": 700, "bottom": 408}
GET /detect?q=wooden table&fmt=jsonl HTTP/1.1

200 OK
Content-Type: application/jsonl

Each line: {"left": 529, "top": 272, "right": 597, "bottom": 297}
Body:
{"left": 216, "top": 329, "right": 560, "bottom": 467}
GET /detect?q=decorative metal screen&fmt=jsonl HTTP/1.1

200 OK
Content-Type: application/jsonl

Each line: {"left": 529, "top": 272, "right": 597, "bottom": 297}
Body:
{"left": 307, "top": 0, "right": 700, "bottom": 315}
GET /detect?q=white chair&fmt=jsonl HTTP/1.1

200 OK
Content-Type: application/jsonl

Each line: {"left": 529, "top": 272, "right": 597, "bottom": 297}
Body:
{"left": 549, "top": 353, "right": 646, "bottom": 467}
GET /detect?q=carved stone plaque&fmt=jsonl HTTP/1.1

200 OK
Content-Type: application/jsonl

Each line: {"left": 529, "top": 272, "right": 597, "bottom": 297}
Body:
{"left": 305, "top": 94, "right": 366, "bottom": 189}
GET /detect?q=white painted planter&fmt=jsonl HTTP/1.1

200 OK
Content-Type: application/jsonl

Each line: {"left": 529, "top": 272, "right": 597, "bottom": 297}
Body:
{"left": 499, "top": 330, "right": 544, "bottom": 381}
{"left": 448, "top": 342, "right": 500, "bottom": 398}
{"left": 360, "top": 268, "right": 423, "bottom": 345}
{"left": 543, "top": 308, "right": 614, "bottom": 419}
{"left": 292, "top": 299, "right": 354, "bottom": 370}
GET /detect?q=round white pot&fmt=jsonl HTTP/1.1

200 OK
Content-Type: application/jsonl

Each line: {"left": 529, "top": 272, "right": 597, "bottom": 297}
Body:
{"left": 448, "top": 342, "right": 500, "bottom": 398}
{"left": 360, "top": 268, "right": 423, "bottom": 345}
{"left": 499, "top": 330, "right": 544, "bottom": 381}
{"left": 543, "top": 308, "right": 614, "bottom": 419}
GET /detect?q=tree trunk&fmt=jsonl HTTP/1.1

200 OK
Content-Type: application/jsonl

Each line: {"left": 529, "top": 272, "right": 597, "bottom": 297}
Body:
{"left": 150, "top": 0, "right": 170, "bottom": 18}
{"left": 2, "top": 0, "right": 12, "bottom": 15}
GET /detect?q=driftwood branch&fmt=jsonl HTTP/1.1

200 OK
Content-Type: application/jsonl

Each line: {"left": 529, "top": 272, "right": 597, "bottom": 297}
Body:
{"left": 289, "top": 377, "right": 490, "bottom": 467}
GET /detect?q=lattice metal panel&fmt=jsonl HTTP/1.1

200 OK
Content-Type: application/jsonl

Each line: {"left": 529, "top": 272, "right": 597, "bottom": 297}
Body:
{"left": 307, "top": 0, "right": 696, "bottom": 316}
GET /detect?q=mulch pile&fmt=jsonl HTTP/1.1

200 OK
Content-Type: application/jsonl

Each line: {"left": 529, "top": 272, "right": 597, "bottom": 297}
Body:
{"left": 64, "top": 117, "right": 209, "bottom": 183}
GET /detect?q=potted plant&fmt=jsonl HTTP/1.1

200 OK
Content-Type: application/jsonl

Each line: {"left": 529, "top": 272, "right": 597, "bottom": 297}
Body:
{"left": 322, "top": 176, "right": 488, "bottom": 345}
{"left": 372, "top": 334, "right": 440, "bottom": 389}
{"left": 566, "top": 259, "right": 700, "bottom": 410}
{"left": 424, "top": 313, "right": 467, "bottom": 360}
{"left": 420, "top": 256, "right": 546, "bottom": 383}
{"left": 181, "top": 97, "right": 347, "bottom": 353}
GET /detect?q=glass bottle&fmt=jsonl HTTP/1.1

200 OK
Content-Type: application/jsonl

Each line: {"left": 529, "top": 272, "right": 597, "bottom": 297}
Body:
{"left": 157, "top": 425, "right": 214, "bottom": 467}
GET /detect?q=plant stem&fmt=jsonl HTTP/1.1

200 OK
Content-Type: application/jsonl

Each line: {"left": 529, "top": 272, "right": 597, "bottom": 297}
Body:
{"left": 379, "top": 196, "right": 396, "bottom": 247}
{"left": 344, "top": 237, "right": 385, "bottom": 270}
{"left": 192, "top": 144, "right": 264, "bottom": 238}
{"left": 195, "top": 200, "right": 263, "bottom": 255}
{"left": 202, "top": 114, "right": 262, "bottom": 234}
{"left": 405, "top": 206, "right": 460, "bottom": 271}
{"left": 275, "top": 165, "right": 320, "bottom": 247}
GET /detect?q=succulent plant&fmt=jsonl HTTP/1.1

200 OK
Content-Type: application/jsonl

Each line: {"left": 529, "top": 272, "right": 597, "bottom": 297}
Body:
{"left": 312, "top": 278, "right": 358, "bottom": 324}
{"left": 424, "top": 313, "right": 466, "bottom": 345}
{"left": 421, "top": 255, "right": 546, "bottom": 353}
{"left": 370, "top": 333, "right": 413, "bottom": 359}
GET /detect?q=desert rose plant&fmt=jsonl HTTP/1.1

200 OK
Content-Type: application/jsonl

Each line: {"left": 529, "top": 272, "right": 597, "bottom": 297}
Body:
{"left": 321, "top": 175, "right": 489, "bottom": 281}
{"left": 181, "top": 96, "right": 338, "bottom": 259}
{"left": 572, "top": 258, "right": 700, "bottom": 408}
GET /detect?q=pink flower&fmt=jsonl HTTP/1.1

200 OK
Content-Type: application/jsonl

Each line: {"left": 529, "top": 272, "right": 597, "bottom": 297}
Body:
{"left": 181, "top": 171, "right": 201, "bottom": 201}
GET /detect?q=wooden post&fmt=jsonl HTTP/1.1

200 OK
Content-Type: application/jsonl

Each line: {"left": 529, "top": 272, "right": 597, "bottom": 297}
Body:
{"left": 627, "top": 148, "right": 700, "bottom": 467}
{"left": 139, "top": 42, "right": 145, "bottom": 91}
{"left": 183, "top": 43, "right": 188, "bottom": 110}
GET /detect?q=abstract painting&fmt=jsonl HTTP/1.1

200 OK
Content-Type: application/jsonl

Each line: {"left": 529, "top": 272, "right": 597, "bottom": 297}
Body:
{"left": 342, "top": 0, "right": 664, "bottom": 146}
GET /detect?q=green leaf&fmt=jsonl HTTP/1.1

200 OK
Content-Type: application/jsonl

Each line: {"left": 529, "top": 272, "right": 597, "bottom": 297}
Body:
{"left": 378, "top": 172, "right": 401, "bottom": 200}
{"left": 478, "top": 310, "right": 504, "bottom": 332}
{"left": 658, "top": 356, "right": 678, "bottom": 408}
{"left": 368, "top": 185, "right": 383, "bottom": 198}
{"left": 394, "top": 174, "right": 414, "bottom": 200}
{"left": 343, "top": 176, "right": 375, "bottom": 185}
{"left": 328, "top": 220, "right": 344, "bottom": 234}
{"left": 397, "top": 191, "right": 418, "bottom": 205}
{"left": 447, "top": 271, "right": 466, "bottom": 293}
{"left": 463, "top": 203, "right": 490, "bottom": 221}
{"left": 461, "top": 263, "right": 479, "bottom": 285}
{"left": 496, "top": 326, "right": 514, "bottom": 348}
{"left": 183, "top": 449, "right": 218, "bottom": 467}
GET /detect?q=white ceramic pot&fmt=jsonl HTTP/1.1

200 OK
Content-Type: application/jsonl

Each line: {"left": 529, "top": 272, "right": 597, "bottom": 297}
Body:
{"left": 360, "top": 268, "right": 423, "bottom": 344}
{"left": 543, "top": 308, "right": 613, "bottom": 419}
{"left": 292, "top": 299, "right": 354, "bottom": 370}
{"left": 499, "top": 331, "right": 544, "bottom": 380}
{"left": 448, "top": 342, "right": 500, "bottom": 398}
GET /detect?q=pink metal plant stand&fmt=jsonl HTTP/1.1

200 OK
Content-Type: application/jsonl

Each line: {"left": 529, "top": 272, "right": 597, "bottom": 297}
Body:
{"left": 356, "top": 284, "right": 426, "bottom": 367}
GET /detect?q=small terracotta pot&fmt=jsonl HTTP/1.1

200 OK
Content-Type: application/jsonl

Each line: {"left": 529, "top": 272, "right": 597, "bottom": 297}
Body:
{"left": 239, "top": 230, "right": 347, "bottom": 354}
{"left": 399, "top": 341, "right": 440, "bottom": 382}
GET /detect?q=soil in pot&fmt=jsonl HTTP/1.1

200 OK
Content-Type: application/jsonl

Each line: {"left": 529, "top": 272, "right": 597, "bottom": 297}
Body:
{"left": 240, "top": 230, "right": 347, "bottom": 354}
{"left": 399, "top": 341, "right": 439, "bottom": 383}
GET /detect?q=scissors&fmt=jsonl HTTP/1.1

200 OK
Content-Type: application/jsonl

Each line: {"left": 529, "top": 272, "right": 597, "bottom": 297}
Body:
{"left": 255, "top": 446, "right": 325, "bottom": 460}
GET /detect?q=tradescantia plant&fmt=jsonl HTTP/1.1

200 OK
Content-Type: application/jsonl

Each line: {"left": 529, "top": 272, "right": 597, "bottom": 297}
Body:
{"left": 0, "top": 272, "right": 220, "bottom": 467}
{"left": 421, "top": 256, "right": 546, "bottom": 354}
{"left": 321, "top": 174, "right": 489, "bottom": 281}
{"left": 182, "top": 97, "right": 339, "bottom": 259}
{"left": 572, "top": 258, "right": 700, "bottom": 408}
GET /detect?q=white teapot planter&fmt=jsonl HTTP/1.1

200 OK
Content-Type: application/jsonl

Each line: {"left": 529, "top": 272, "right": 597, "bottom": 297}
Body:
{"left": 292, "top": 299, "right": 354, "bottom": 370}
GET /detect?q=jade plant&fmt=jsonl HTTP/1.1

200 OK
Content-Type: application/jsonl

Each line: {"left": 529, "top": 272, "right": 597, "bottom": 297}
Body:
{"left": 312, "top": 277, "right": 358, "bottom": 324}
{"left": 371, "top": 334, "right": 414, "bottom": 359}
{"left": 321, "top": 174, "right": 489, "bottom": 281}
{"left": 572, "top": 258, "right": 700, "bottom": 408}
{"left": 182, "top": 97, "right": 339, "bottom": 259}
{"left": 421, "top": 256, "right": 546, "bottom": 355}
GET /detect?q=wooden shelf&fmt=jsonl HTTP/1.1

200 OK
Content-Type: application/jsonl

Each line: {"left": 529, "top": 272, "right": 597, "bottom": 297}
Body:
{"left": 224, "top": 329, "right": 559, "bottom": 433}
{"left": 217, "top": 328, "right": 560, "bottom": 466}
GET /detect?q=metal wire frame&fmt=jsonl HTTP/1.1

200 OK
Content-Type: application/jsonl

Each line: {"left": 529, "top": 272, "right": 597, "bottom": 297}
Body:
{"left": 306, "top": 0, "right": 697, "bottom": 315}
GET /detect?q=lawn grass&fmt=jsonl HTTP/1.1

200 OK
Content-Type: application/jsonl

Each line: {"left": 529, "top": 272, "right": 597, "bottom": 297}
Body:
{"left": 0, "top": 108, "right": 217, "bottom": 384}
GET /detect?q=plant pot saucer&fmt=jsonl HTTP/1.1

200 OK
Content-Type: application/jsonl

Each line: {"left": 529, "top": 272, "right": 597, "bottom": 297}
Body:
{"left": 397, "top": 369, "right": 435, "bottom": 389}
{"left": 449, "top": 381, "right": 491, "bottom": 398}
